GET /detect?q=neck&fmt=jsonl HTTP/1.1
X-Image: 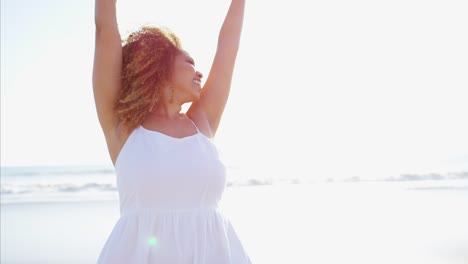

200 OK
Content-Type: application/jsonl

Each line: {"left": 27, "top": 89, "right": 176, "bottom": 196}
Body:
{"left": 147, "top": 101, "right": 183, "bottom": 120}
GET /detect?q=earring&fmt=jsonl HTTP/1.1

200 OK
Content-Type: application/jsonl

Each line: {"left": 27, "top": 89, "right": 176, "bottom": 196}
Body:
{"left": 168, "top": 86, "right": 175, "bottom": 103}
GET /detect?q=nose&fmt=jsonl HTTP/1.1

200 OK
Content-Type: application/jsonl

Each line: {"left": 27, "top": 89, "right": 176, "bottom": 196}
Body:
{"left": 196, "top": 71, "right": 203, "bottom": 79}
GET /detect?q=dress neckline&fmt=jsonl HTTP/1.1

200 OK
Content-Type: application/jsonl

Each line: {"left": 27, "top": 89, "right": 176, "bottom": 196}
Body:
{"left": 140, "top": 115, "right": 202, "bottom": 140}
{"left": 139, "top": 125, "right": 200, "bottom": 140}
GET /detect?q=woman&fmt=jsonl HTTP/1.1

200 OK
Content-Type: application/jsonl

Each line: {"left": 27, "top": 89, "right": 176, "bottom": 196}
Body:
{"left": 93, "top": 0, "right": 250, "bottom": 263}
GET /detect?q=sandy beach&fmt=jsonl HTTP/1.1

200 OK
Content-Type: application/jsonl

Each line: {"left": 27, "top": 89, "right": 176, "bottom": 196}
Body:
{"left": 2, "top": 181, "right": 468, "bottom": 264}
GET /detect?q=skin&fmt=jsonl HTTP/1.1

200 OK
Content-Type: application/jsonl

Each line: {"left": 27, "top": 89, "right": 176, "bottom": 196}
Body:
{"left": 93, "top": 0, "right": 245, "bottom": 165}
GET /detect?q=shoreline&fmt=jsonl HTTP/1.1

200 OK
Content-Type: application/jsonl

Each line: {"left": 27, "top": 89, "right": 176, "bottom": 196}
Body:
{"left": 2, "top": 178, "right": 468, "bottom": 206}
{"left": 2, "top": 183, "right": 468, "bottom": 264}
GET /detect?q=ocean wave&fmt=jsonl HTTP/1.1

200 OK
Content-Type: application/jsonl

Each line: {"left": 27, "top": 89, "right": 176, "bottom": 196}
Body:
{"left": 227, "top": 171, "right": 468, "bottom": 186}
{"left": 385, "top": 171, "right": 468, "bottom": 181}
{"left": 1, "top": 166, "right": 115, "bottom": 177}
{"left": 1, "top": 167, "right": 467, "bottom": 204}
{"left": 1, "top": 182, "right": 117, "bottom": 195}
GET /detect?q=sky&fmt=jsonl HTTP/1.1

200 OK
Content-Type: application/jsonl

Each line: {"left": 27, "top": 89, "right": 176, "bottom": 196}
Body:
{"left": 1, "top": 0, "right": 467, "bottom": 180}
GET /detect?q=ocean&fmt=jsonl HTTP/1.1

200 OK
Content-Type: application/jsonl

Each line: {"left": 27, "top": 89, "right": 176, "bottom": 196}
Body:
{"left": 2, "top": 165, "right": 467, "bottom": 204}
{"left": 1, "top": 166, "right": 468, "bottom": 263}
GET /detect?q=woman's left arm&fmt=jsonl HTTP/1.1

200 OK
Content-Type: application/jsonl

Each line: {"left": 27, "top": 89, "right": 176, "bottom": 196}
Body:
{"left": 188, "top": 0, "right": 245, "bottom": 137}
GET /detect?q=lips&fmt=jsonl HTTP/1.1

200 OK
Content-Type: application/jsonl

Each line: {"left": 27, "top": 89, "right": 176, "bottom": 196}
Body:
{"left": 193, "top": 79, "right": 201, "bottom": 85}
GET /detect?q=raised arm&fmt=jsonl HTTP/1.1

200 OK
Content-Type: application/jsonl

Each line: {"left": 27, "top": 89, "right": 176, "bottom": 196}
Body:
{"left": 93, "top": 0, "right": 122, "bottom": 134}
{"left": 188, "top": 0, "right": 245, "bottom": 136}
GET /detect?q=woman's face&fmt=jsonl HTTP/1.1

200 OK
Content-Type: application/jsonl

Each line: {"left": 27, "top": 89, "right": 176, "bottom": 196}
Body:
{"left": 169, "top": 50, "right": 203, "bottom": 103}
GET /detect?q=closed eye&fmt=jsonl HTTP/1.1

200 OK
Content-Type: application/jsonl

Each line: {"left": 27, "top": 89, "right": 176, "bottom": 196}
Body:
{"left": 186, "top": 58, "right": 195, "bottom": 66}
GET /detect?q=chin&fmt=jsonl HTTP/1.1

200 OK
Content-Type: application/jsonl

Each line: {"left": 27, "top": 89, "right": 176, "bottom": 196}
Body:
{"left": 193, "top": 89, "right": 201, "bottom": 99}
{"left": 186, "top": 92, "right": 200, "bottom": 103}
{"left": 192, "top": 93, "right": 201, "bottom": 101}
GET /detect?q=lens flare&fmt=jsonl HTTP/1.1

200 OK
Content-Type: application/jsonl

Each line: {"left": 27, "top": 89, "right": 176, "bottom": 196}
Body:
{"left": 148, "top": 237, "right": 157, "bottom": 246}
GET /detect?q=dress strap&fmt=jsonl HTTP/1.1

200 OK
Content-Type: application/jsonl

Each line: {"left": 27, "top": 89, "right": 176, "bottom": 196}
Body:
{"left": 187, "top": 117, "right": 200, "bottom": 133}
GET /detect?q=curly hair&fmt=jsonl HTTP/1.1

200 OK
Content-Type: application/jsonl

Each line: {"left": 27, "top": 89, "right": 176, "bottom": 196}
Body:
{"left": 116, "top": 26, "right": 182, "bottom": 132}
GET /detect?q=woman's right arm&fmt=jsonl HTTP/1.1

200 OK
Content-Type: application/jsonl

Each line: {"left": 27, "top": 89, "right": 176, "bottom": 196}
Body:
{"left": 93, "top": 0, "right": 122, "bottom": 134}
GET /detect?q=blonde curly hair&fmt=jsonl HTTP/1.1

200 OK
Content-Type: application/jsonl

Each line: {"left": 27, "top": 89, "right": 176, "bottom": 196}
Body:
{"left": 116, "top": 26, "right": 182, "bottom": 131}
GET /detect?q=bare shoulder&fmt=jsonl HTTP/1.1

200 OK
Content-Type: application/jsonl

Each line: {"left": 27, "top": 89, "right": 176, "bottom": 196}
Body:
{"left": 187, "top": 109, "right": 213, "bottom": 139}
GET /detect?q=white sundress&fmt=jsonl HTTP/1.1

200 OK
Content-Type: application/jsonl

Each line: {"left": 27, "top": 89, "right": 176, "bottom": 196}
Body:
{"left": 97, "top": 120, "right": 251, "bottom": 263}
